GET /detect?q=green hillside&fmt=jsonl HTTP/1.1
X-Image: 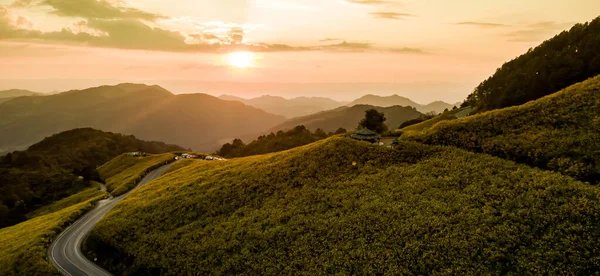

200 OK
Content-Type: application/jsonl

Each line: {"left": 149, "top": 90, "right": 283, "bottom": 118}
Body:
{"left": 98, "top": 153, "right": 176, "bottom": 196}
{"left": 0, "top": 192, "right": 105, "bottom": 276}
{"left": 405, "top": 75, "right": 600, "bottom": 183}
{"left": 0, "top": 128, "right": 184, "bottom": 228}
{"left": 271, "top": 104, "right": 422, "bottom": 133}
{"left": 464, "top": 16, "right": 600, "bottom": 111}
{"left": 86, "top": 137, "right": 600, "bottom": 274}
{"left": 218, "top": 125, "right": 346, "bottom": 158}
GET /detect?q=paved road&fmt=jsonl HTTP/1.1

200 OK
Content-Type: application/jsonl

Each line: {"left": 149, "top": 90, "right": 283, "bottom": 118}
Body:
{"left": 49, "top": 163, "right": 174, "bottom": 276}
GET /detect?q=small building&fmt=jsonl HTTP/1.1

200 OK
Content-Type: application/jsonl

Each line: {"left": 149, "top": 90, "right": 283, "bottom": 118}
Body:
{"left": 181, "top": 153, "right": 198, "bottom": 159}
{"left": 391, "top": 138, "right": 400, "bottom": 149}
{"left": 126, "top": 152, "right": 146, "bottom": 157}
{"left": 350, "top": 129, "right": 381, "bottom": 143}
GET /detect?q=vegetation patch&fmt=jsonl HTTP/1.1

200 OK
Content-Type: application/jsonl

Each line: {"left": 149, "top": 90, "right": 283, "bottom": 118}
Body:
{"left": 0, "top": 128, "right": 184, "bottom": 228}
{"left": 405, "top": 75, "right": 600, "bottom": 183}
{"left": 87, "top": 137, "right": 600, "bottom": 275}
{"left": 0, "top": 194, "right": 105, "bottom": 276}
{"left": 463, "top": 17, "right": 600, "bottom": 111}
{"left": 98, "top": 153, "right": 176, "bottom": 196}
{"left": 218, "top": 125, "right": 345, "bottom": 158}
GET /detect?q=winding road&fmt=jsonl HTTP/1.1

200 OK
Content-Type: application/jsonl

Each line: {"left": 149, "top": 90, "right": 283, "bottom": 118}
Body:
{"left": 48, "top": 163, "right": 174, "bottom": 276}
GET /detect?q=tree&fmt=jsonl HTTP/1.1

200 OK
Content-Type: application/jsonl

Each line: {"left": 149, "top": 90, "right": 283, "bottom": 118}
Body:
{"left": 358, "top": 109, "right": 388, "bottom": 133}
{"left": 334, "top": 128, "right": 347, "bottom": 135}
{"left": 314, "top": 128, "right": 327, "bottom": 138}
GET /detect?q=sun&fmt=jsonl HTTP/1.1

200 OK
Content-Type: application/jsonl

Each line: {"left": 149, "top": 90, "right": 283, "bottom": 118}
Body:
{"left": 227, "top": 52, "right": 255, "bottom": 68}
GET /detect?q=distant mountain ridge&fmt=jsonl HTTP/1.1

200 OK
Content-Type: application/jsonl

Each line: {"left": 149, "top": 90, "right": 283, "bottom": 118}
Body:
{"left": 0, "top": 89, "right": 43, "bottom": 104}
{"left": 219, "top": 94, "right": 344, "bottom": 118}
{"left": 271, "top": 104, "right": 423, "bottom": 133}
{"left": 348, "top": 94, "right": 459, "bottom": 114}
{"left": 0, "top": 83, "right": 285, "bottom": 154}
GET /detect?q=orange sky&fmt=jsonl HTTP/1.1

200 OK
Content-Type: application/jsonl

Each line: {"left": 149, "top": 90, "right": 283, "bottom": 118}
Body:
{"left": 0, "top": 0, "right": 598, "bottom": 102}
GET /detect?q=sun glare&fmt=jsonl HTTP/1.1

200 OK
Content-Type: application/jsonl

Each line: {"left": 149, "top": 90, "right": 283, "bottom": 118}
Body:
{"left": 227, "top": 52, "right": 255, "bottom": 68}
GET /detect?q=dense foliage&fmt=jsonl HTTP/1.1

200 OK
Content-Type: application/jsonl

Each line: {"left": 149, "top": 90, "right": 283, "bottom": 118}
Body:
{"left": 217, "top": 125, "right": 346, "bottom": 158}
{"left": 271, "top": 104, "right": 422, "bottom": 134}
{"left": 0, "top": 128, "right": 184, "bottom": 228}
{"left": 86, "top": 137, "right": 600, "bottom": 275}
{"left": 463, "top": 17, "right": 600, "bottom": 111}
{"left": 98, "top": 153, "right": 176, "bottom": 196}
{"left": 0, "top": 192, "right": 104, "bottom": 276}
{"left": 406, "top": 75, "right": 600, "bottom": 184}
{"left": 358, "top": 109, "right": 388, "bottom": 133}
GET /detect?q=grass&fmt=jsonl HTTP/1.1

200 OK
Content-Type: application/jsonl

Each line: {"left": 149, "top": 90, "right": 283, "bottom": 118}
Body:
{"left": 398, "top": 108, "right": 463, "bottom": 135}
{"left": 404, "top": 75, "right": 600, "bottom": 183}
{"left": 0, "top": 193, "right": 105, "bottom": 276}
{"left": 98, "top": 153, "right": 176, "bottom": 196}
{"left": 25, "top": 186, "right": 105, "bottom": 219}
{"left": 86, "top": 136, "right": 600, "bottom": 275}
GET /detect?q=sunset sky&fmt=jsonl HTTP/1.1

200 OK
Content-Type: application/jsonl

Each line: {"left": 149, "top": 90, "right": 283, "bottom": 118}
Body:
{"left": 0, "top": 0, "right": 598, "bottom": 102}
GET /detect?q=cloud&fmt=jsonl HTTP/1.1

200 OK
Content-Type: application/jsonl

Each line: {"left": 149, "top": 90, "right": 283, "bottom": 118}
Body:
{"left": 369, "top": 12, "right": 412, "bottom": 20}
{"left": 346, "top": 0, "right": 399, "bottom": 5}
{"left": 13, "top": 0, "right": 164, "bottom": 21}
{"left": 455, "top": 21, "right": 508, "bottom": 28}
{"left": 0, "top": 2, "right": 425, "bottom": 54}
{"left": 505, "top": 21, "right": 573, "bottom": 42}
{"left": 319, "top": 37, "right": 342, "bottom": 42}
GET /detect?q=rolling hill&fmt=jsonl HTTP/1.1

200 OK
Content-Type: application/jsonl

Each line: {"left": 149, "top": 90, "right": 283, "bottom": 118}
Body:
{"left": 0, "top": 128, "right": 185, "bottom": 228}
{"left": 270, "top": 104, "right": 423, "bottom": 133}
{"left": 404, "top": 75, "right": 600, "bottom": 184}
{"left": 85, "top": 136, "right": 600, "bottom": 274}
{"left": 219, "top": 94, "right": 343, "bottom": 118}
{"left": 347, "top": 95, "right": 458, "bottom": 114}
{"left": 0, "top": 83, "right": 285, "bottom": 154}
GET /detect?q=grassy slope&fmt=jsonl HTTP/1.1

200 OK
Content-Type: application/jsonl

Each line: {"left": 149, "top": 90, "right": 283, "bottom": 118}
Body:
{"left": 399, "top": 111, "right": 459, "bottom": 135}
{"left": 87, "top": 137, "right": 600, "bottom": 275}
{"left": 404, "top": 75, "right": 600, "bottom": 183}
{"left": 25, "top": 187, "right": 105, "bottom": 219}
{"left": 0, "top": 193, "right": 105, "bottom": 276}
{"left": 98, "top": 153, "right": 175, "bottom": 196}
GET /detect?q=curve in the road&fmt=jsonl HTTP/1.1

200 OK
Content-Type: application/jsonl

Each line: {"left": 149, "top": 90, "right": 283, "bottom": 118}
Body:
{"left": 49, "top": 163, "right": 174, "bottom": 276}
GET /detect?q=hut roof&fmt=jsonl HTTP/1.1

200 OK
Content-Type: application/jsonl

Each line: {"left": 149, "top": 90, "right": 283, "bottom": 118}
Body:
{"left": 351, "top": 128, "right": 380, "bottom": 140}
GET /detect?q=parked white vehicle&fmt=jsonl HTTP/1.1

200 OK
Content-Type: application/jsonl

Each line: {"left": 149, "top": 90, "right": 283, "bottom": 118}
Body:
{"left": 205, "top": 156, "right": 214, "bottom": 160}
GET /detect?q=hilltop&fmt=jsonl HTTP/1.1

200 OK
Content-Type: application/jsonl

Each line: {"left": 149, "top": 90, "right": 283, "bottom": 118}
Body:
{"left": 404, "top": 75, "right": 600, "bottom": 183}
{"left": 0, "top": 128, "right": 185, "bottom": 228}
{"left": 219, "top": 94, "right": 343, "bottom": 118}
{"left": 0, "top": 83, "right": 285, "bottom": 154}
{"left": 271, "top": 104, "right": 422, "bottom": 133}
{"left": 348, "top": 94, "right": 458, "bottom": 114}
{"left": 86, "top": 136, "right": 600, "bottom": 275}
{"left": 464, "top": 16, "right": 600, "bottom": 112}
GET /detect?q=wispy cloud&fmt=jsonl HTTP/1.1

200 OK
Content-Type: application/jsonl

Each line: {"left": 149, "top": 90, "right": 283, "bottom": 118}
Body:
{"left": 0, "top": 1, "right": 426, "bottom": 54}
{"left": 319, "top": 37, "right": 342, "bottom": 42}
{"left": 369, "top": 12, "right": 413, "bottom": 20}
{"left": 455, "top": 21, "right": 508, "bottom": 28}
{"left": 505, "top": 21, "right": 573, "bottom": 42}
{"left": 345, "top": 0, "right": 400, "bottom": 5}
{"left": 13, "top": 0, "right": 164, "bottom": 21}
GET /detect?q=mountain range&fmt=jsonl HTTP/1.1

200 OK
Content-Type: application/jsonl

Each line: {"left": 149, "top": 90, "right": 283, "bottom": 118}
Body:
{"left": 347, "top": 94, "right": 460, "bottom": 114}
{"left": 0, "top": 84, "right": 284, "bottom": 154}
{"left": 219, "top": 94, "right": 345, "bottom": 118}
{"left": 0, "top": 89, "right": 43, "bottom": 104}
{"left": 270, "top": 104, "right": 423, "bottom": 133}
